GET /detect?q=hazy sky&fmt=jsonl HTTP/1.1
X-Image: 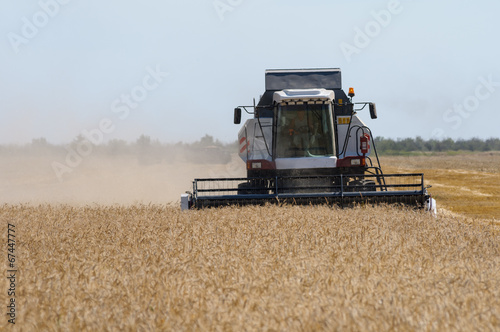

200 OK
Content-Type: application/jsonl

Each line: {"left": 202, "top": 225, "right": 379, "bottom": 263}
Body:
{"left": 1, "top": 0, "right": 499, "bottom": 144}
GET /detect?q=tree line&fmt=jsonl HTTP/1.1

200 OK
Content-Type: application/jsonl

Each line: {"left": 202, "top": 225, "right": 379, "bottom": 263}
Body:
{"left": 373, "top": 137, "right": 500, "bottom": 155}
{"left": 0, "top": 135, "right": 236, "bottom": 165}
{"left": 1, "top": 135, "right": 499, "bottom": 161}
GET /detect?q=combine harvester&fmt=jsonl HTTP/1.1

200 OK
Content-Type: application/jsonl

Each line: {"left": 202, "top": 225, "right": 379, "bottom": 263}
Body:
{"left": 181, "top": 68, "right": 435, "bottom": 212}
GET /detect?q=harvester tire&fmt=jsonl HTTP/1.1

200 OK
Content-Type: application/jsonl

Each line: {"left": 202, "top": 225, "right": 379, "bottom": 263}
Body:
{"left": 347, "top": 179, "right": 377, "bottom": 192}
{"left": 237, "top": 183, "right": 252, "bottom": 195}
{"left": 238, "top": 181, "right": 269, "bottom": 195}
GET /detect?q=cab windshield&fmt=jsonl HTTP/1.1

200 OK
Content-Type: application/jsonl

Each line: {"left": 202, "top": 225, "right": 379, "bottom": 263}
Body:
{"left": 276, "top": 103, "right": 335, "bottom": 158}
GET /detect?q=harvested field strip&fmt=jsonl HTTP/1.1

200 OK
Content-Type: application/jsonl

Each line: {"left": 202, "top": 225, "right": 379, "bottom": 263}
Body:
{"left": 2, "top": 204, "right": 499, "bottom": 331}
{"left": 381, "top": 153, "right": 500, "bottom": 220}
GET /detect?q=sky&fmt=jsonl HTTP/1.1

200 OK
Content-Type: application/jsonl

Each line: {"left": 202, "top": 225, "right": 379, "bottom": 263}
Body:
{"left": 1, "top": 0, "right": 499, "bottom": 145}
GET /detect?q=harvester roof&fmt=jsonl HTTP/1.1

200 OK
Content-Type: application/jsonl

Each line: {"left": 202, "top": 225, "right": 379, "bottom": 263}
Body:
{"left": 265, "top": 68, "right": 342, "bottom": 91}
{"left": 257, "top": 68, "right": 344, "bottom": 110}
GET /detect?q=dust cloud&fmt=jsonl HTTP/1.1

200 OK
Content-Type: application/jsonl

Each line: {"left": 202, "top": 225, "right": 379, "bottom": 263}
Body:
{"left": 0, "top": 149, "right": 246, "bottom": 206}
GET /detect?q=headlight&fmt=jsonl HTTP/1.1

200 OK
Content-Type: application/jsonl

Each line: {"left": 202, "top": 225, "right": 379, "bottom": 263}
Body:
{"left": 252, "top": 162, "right": 262, "bottom": 169}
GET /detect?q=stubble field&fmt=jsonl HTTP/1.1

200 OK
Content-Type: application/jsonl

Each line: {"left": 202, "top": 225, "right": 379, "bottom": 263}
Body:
{"left": 381, "top": 151, "right": 500, "bottom": 220}
{"left": 0, "top": 151, "right": 499, "bottom": 331}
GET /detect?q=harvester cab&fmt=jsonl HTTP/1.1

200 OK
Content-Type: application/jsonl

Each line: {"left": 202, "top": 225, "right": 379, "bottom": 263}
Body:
{"left": 182, "top": 68, "right": 435, "bottom": 211}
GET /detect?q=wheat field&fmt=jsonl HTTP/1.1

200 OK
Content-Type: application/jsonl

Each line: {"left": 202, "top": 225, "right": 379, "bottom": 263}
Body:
{"left": 1, "top": 151, "right": 500, "bottom": 331}
{"left": 1, "top": 203, "right": 499, "bottom": 331}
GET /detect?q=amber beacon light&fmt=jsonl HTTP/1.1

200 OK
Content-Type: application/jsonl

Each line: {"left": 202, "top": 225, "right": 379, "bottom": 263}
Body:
{"left": 348, "top": 87, "right": 355, "bottom": 98}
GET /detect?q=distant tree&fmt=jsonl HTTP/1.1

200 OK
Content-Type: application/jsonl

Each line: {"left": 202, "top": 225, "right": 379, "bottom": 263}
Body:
{"left": 136, "top": 135, "right": 152, "bottom": 148}
{"left": 27, "top": 137, "right": 58, "bottom": 155}
{"left": 196, "top": 134, "right": 217, "bottom": 147}
{"left": 485, "top": 138, "right": 500, "bottom": 151}
{"left": 68, "top": 135, "right": 94, "bottom": 152}
{"left": 31, "top": 137, "right": 49, "bottom": 147}
{"left": 107, "top": 139, "right": 129, "bottom": 155}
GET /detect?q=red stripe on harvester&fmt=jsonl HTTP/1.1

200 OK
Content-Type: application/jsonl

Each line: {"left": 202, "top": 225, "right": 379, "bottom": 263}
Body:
{"left": 240, "top": 142, "right": 249, "bottom": 154}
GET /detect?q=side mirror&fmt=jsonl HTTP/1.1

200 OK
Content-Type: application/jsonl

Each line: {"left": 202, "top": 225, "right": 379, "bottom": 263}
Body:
{"left": 369, "top": 103, "right": 378, "bottom": 119}
{"left": 234, "top": 108, "right": 242, "bottom": 124}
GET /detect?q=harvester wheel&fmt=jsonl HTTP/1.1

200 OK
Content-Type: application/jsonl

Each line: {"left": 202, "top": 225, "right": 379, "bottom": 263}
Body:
{"left": 238, "top": 181, "right": 269, "bottom": 195}
{"left": 361, "top": 179, "right": 377, "bottom": 192}
{"left": 347, "top": 179, "right": 377, "bottom": 192}
{"left": 237, "top": 183, "right": 252, "bottom": 195}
